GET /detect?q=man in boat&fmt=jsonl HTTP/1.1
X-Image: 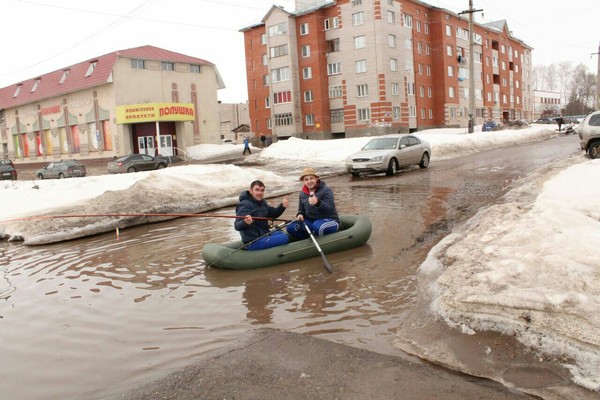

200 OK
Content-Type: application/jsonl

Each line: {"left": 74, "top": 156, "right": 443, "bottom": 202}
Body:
{"left": 286, "top": 168, "right": 339, "bottom": 239}
{"left": 235, "top": 180, "right": 289, "bottom": 250}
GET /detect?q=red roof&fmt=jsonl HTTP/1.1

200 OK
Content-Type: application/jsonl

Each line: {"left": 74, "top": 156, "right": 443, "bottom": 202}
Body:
{"left": 0, "top": 45, "right": 214, "bottom": 109}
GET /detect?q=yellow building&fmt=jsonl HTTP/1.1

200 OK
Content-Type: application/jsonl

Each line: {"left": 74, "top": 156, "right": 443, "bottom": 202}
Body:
{"left": 0, "top": 45, "right": 225, "bottom": 163}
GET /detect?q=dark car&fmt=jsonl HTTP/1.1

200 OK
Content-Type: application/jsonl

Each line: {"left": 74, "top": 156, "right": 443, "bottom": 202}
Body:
{"left": 0, "top": 159, "right": 17, "bottom": 180}
{"left": 35, "top": 160, "right": 87, "bottom": 179}
{"left": 534, "top": 118, "right": 554, "bottom": 124}
{"left": 107, "top": 154, "right": 168, "bottom": 173}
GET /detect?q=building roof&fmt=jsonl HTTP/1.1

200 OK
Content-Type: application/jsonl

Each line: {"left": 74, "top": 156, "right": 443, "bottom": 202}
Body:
{"left": 0, "top": 45, "right": 215, "bottom": 110}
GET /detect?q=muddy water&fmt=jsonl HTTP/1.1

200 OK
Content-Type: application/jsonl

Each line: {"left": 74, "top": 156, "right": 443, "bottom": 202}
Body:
{"left": 0, "top": 136, "right": 580, "bottom": 399}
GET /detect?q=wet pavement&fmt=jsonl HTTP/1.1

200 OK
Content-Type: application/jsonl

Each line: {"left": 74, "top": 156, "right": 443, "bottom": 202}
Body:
{"left": 0, "top": 135, "right": 590, "bottom": 399}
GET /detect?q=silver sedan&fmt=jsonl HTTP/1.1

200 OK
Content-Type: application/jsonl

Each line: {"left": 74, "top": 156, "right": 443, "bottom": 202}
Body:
{"left": 345, "top": 134, "right": 431, "bottom": 177}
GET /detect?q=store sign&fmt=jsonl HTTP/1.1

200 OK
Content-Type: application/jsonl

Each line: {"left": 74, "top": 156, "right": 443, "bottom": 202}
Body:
{"left": 116, "top": 102, "right": 195, "bottom": 124}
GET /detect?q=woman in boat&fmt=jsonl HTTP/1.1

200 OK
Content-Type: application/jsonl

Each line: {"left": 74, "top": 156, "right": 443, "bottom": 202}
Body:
{"left": 286, "top": 168, "right": 339, "bottom": 240}
{"left": 235, "top": 180, "right": 289, "bottom": 250}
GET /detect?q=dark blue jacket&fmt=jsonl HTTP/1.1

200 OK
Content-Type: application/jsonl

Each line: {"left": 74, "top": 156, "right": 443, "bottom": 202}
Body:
{"left": 296, "top": 180, "right": 339, "bottom": 222}
{"left": 235, "top": 191, "right": 286, "bottom": 243}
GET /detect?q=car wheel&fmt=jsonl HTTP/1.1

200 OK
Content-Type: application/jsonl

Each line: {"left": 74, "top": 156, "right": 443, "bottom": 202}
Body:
{"left": 419, "top": 152, "right": 430, "bottom": 169}
{"left": 351, "top": 172, "right": 360, "bottom": 177}
{"left": 37, "top": 173, "right": 44, "bottom": 179}
{"left": 58, "top": 173, "right": 65, "bottom": 179}
{"left": 385, "top": 159, "right": 398, "bottom": 176}
{"left": 156, "top": 163, "right": 166, "bottom": 169}
{"left": 589, "top": 142, "right": 600, "bottom": 159}
{"left": 127, "top": 167, "right": 136, "bottom": 173}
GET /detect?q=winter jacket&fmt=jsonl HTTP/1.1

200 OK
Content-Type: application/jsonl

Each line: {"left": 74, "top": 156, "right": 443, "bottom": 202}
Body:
{"left": 296, "top": 180, "right": 339, "bottom": 222}
{"left": 235, "top": 190, "right": 286, "bottom": 243}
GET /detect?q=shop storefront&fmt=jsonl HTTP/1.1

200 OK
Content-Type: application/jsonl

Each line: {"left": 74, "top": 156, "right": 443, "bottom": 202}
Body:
{"left": 116, "top": 102, "right": 195, "bottom": 157}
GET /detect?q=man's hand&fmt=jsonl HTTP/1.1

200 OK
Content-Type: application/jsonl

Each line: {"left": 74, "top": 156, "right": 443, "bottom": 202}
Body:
{"left": 308, "top": 192, "right": 318, "bottom": 206}
{"left": 282, "top": 195, "right": 289, "bottom": 208}
{"left": 244, "top": 215, "right": 253, "bottom": 225}
{"left": 296, "top": 214, "right": 304, "bottom": 222}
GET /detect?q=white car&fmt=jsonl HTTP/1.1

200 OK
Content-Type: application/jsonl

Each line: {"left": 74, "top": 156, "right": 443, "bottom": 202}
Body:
{"left": 577, "top": 111, "right": 600, "bottom": 159}
{"left": 346, "top": 134, "right": 431, "bottom": 177}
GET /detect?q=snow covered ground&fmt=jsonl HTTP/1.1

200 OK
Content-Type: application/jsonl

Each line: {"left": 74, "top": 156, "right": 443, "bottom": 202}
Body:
{"left": 1, "top": 124, "right": 599, "bottom": 391}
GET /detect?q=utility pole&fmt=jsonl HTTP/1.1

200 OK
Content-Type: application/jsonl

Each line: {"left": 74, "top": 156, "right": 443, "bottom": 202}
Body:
{"left": 459, "top": 1, "right": 483, "bottom": 133}
{"left": 593, "top": 42, "right": 600, "bottom": 110}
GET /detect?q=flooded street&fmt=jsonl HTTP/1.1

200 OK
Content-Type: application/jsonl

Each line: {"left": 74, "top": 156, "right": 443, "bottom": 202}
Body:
{"left": 0, "top": 135, "right": 581, "bottom": 399}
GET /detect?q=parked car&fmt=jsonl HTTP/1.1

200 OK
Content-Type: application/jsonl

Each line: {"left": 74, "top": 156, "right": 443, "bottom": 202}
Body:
{"left": 577, "top": 110, "right": 600, "bottom": 159}
{"left": 221, "top": 138, "right": 235, "bottom": 145}
{"left": 534, "top": 118, "right": 554, "bottom": 124}
{"left": 345, "top": 134, "right": 431, "bottom": 177}
{"left": 108, "top": 154, "right": 168, "bottom": 173}
{"left": 0, "top": 159, "right": 17, "bottom": 180}
{"left": 35, "top": 160, "right": 87, "bottom": 179}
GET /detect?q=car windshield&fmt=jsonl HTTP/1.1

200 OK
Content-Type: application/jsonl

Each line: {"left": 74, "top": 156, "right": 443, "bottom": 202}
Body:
{"left": 362, "top": 138, "right": 399, "bottom": 150}
{"left": 0, "top": 160, "right": 12, "bottom": 166}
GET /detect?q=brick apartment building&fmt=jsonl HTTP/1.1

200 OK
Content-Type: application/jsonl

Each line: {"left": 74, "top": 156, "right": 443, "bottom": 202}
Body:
{"left": 241, "top": 0, "right": 533, "bottom": 139}
{"left": 0, "top": 46, "right": 225, "bottom": 164}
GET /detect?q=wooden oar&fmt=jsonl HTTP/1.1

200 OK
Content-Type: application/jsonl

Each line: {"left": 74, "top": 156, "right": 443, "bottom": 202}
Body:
{"left": 303, "top": 222, "right": 333, "bottom": 273}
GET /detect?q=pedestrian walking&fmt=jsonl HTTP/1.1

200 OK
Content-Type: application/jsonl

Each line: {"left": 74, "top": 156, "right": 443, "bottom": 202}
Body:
{"left": 243, "top": 136, "right": 251, "bottom": 155}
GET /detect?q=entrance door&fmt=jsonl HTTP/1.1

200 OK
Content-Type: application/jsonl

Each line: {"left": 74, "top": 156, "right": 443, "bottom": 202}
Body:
{"left": 159, "top": 135, "right": 173, "bottom": 156}
{"left": 138, "top": 136, "right": 156, "bottom": 156}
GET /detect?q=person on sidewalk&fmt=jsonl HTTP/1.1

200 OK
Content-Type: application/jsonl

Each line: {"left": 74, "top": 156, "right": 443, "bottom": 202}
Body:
{"left": 286, "top": 168, "right": 339, "bottom": 240}
{"left": 555, "top": 116, "right": 565, "bottom": 132}
{"left": 235, "top": 180, "right": 289, "bottom": 250}
{"left": 243, "top": 136, "right": 251, "bottom": 155}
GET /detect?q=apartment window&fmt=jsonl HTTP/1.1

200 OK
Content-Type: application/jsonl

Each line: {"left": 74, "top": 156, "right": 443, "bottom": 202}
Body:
{"left": 425, "top": 43, "right": 431, "bottom": 55}
{"left": 474, "top": 51, "right": 482, "bottom": 63}
{"left": 59, "top": 69, "right": 69, "bottom": 84}
{"left": 131, "top": 59, "right": 144, "bottom": 69}
{"left": 446, "top": 45, "right": 453, "bottom": 56}
{"left": 261, "top": 33, "right": 267, "bottom": 44}
{"left": 329, "top": 84, "right": 343, "bottom": 98}
{"left": 265, "top": 97, "right": 270, "bottom": 108}
{"left": 352, "top": 0, "right": 362, "bottom": 5}
{"left": 502, "top": 77, "right": 507, "bottom": 86}
{"left": 445, "top": 24, "right": 452, "bottom": 36}
{"left": 331, "top": 108, "right": 344, "bottom": 123}
{"left": 162, "top": 61, "right": 173, "bottom": 71}
{"left": 427, "top": 87, "right": 432, "bottom": 98}
{"left": 501, "top": 44, "right": 506, "bottom": 53}
{"left": 390, "top": 58, "right": 398, "bottom": 71}
{"left": 355, "top": 59, "right": 367, "bottom": 73}
{"left": 266, "top": 117, "right": 272, "bottom": 129}
{"left": 416, "top": 20, "right": 421, "bottom": 32}
{"left": 306, "top": 114, "right": 315, "bottom": 126}
{"left": 262, "top": 54, "right": 268, "bottom": 65}
{"left": 393, "top": 106, "right": 401, "bottom": 120}
{"left": 271, "top": 66, "right": 290, "bottom": 82}
{"left": 417, "top": 42, "right": 422, "bottom": 54}
{"left": 299, "top": 23, "right": 309, "bottom": 35}
{"left": 190, "top": 64, "right": 201, "bottom": 73}
{"left": 407, "top": 82, "right": 415, "bottom": 95}
{"left": 391, "top": 82, "right": 400, "bottom": 95}
{"left": 388, "top": 34, "right": 397, "bottom": 48}
{"left": 85, "top": 61, "right": 97, "bottom": 77}
{"left": 354, "top": 35, "right": 366, "bottom": 49}
{"left": 424, "top": 22, "right": 429, "bottom": 34}
{"left": 409, "top": 105, "right": 416, "bottom": 117}
{"left": 301, "top": 45, "right": 310, "bottom": 57}
{"left": 358, "top": 108, "right": 370, "bottom": 121}
{"left": 357, "top": 84, "right": 369, "bottom": 97}
{"left": 352, "top": 12, "right": 364, "bottom": 26}
{"left": 502, "top": 61, "right": 506, "bottom": 70}
{"left": 449, "top": 87, "right": 455, "bottom": 98}
{"left": 303, "top": 67, "right": 312, "bottom": 79}
{"left": 421, "top": 108, "right": 426, "bottom": 119}
{"left": 448, "top": 65, "right": 454, "bottom": 77}
{"left": 268, "top": 22, "right": 287, "bottom": 37}
{"left": 274, "top": 113, "right": 293, "bottom": 126}
{"left": 324, "top": 17, "right": 339, "bottom": 30}
{"left": 456, "top": 27, "right": 468, "bottom": 41}
{"left": 304, "top": 90, "right": 313, "bottom": 102}
{"left": 404, "top": 37, "right": 412, "bottom": 50}
{"left": 387, "top": 11, "right": 395, "bottom": 24}
{"left": 503, "top": 94, "right": 507, "bottom": 103}
{"left": 327, "top": 62, "right": 342, "bottom": 75}
{"left": 403, "top": 14, "right": 412, "bottom": 28}
{"left": 516, "top": 80, "right": 520, "bottom": 89}
{"left": 429, "top": 109, "right": 433, "bottom": 119}
{"left": 270, "top": 44, "right": 288, "bottom": 58}
{"left": 327, "top": 38, "right": 340, "bottom": 53}
{"left": 419, "top": 86, "right": 424, "bottom": 97}
{"left": 418, "top": 64, "right": 423, "bottom": 74}
{"left": 426, "top": 65, "right": 431, "bottom": 76}
{"left": 273, "top": 90, "right": 292, "bottom": 104}
{"left": 263, "top": 74, "right": 270, "bottom": 85}
{"left": 458, "top": 67, "right": 468, "bottom": 80}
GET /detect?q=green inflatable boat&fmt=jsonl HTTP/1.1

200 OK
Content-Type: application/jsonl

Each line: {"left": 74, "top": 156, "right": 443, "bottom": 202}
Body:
{"left": 202, "top": 214, "right": 372, "bottom": 270}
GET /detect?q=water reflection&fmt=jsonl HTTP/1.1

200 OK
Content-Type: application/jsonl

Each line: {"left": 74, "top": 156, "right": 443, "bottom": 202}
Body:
{"left": 0, "top": 178, "right": 442, "bottom": 400}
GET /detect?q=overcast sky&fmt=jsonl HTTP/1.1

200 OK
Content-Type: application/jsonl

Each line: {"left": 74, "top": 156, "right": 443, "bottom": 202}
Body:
{"left": 1, "top": 0, "right": 598, "bottom": 103}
